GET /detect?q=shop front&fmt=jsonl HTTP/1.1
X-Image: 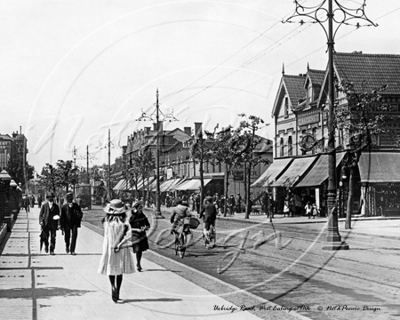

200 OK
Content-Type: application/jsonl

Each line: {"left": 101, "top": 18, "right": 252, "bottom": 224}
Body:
{"left": 359, "top": 152, "right": 400, "bottom": 216}
{"left": 295, "top": 152, "right": 346, "bottom": 217}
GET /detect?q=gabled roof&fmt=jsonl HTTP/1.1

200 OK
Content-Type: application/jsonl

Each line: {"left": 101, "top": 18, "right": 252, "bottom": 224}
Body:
{"left": 305, "top": 69, "right": 325, "bottom": 87}
{"left": 284, "top": 74, "right": 307, "bottom": 106}
{"left": 0, "top": 134, "right": 13, "bottom": 140}
{"left": 272, "top": 74, "right": 306, "bottom": 117}
{"left": 334, "top": 52, "right": 400, "bottom": 94}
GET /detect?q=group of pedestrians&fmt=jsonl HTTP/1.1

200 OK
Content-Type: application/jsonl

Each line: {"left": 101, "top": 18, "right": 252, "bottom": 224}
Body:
{"left": 38, "top": 192, "right": 83, "bottom": 255}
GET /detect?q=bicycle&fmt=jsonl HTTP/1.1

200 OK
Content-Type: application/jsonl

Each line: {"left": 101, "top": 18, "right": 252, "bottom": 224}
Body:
{"left": 174, "top": 219, "right": 192, "bottom": 258}
{"left": 203, "top": 225, "right": 216, "bottom": 249}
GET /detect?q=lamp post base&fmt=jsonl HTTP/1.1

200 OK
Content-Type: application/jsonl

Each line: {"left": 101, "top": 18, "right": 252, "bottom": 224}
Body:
{"left": 322, "top": 241, "right": 349, "bottom": 251}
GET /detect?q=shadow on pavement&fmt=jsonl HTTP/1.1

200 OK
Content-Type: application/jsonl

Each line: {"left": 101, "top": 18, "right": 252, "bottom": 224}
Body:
{"left": 122, "top": 298, "right": 182, "bottom": 303}
{"left": 0, "top": 287, "right": 93, "bottom": 299}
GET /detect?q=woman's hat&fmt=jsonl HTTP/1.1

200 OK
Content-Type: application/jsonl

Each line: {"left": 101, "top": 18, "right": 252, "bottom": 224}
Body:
{"left": 132, "top": 200, "right": 143, "bottom": 208}
{"left": 103, "top": 199, "right": 127, "bottom": 214}
{"left": 181, "top": 201, "right": 189, "bottom": 207}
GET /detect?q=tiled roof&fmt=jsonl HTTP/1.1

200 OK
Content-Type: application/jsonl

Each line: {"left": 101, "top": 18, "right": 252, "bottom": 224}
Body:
{"left": 283, "top": 74, "right": 306, "bottom": 106}
{"left": 307, "top": 69, "right": 325, "bottom": 86}
{"left": 334, "top": 52, "right": 400, "bottom": 95}
{"left": 0, "top": 134, "right": 13, "bottom": 140}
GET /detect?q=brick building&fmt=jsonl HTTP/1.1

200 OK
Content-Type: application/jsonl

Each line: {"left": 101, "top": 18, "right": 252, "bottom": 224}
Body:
{"left": 255, "top": 52, "right": 400, "bottom": 216}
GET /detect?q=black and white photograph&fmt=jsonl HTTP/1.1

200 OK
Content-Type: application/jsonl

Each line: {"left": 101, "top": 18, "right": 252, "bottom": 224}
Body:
{"left": 0, "top": 1, "right": 400, "bottom": 319}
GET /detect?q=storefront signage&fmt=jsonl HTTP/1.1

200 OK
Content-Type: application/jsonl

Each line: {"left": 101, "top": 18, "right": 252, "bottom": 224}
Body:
{"left": 298, "top": 113, "right": 320, "bottom": 126}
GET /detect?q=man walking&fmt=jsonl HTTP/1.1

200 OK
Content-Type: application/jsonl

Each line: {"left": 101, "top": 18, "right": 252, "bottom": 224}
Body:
{"left": 60, "top": 192, "right": 83, "bottom": 255}
{"left": 39, "top": 192, "right": 60, "bottom": 255}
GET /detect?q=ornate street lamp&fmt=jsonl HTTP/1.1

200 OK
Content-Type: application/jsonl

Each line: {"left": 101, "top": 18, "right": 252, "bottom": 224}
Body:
{"left": 284, "top": 0, "right": 377, "bottom": 250}
{"left": 136, "top": 89, "right": 178, "bottom": 219}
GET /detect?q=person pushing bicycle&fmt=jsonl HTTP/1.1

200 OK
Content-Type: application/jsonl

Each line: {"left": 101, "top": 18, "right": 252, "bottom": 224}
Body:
{"left": 199, "top": 196, "right": 217, "bottom": 246}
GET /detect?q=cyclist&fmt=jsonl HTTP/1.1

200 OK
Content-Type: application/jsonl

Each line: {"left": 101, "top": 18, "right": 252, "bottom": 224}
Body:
{"left": 199, "top": 196, "right": 217, "bottom": 246}
{"left": 170, "top": 199, "right": 191, "bottom": 239}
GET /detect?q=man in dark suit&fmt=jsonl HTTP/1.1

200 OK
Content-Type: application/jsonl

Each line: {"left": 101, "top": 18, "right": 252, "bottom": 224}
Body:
{"left": 39, "top": 192, "right": 60, "bottom": 255}
{"left": 60, "top": 192, "right": 83, "bottom": 255}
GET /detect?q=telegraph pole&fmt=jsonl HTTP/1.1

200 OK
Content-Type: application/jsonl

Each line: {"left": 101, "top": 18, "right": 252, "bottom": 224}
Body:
{"left": 86, "top": 145, "right": 90, "bottom": 184}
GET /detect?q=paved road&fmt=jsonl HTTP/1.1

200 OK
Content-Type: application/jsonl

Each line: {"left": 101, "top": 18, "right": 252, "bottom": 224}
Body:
{"left": 84, "top": 206, "right": 400, "bottom": 320}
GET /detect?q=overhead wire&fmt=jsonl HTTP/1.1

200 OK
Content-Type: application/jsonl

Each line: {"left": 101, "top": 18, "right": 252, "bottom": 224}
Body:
{"left": 204, "top": 1, "right": 400, "bottom": 108}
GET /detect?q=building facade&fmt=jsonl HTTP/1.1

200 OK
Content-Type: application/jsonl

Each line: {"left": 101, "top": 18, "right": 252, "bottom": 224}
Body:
{"left": 263, "top": 52, "right": 400, "bottom": 217}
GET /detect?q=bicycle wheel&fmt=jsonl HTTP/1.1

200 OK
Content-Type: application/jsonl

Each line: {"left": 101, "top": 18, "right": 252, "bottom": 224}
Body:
{"left": 179, "top": 233, "right": 186, "bottom": 258}
{"left": 174, "top": 236, "right": 179, "bottom": 256}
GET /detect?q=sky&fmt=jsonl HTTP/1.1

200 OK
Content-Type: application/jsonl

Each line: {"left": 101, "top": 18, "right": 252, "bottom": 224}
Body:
{"left": 1, "top": 0, "right": 400, "bottom": 172}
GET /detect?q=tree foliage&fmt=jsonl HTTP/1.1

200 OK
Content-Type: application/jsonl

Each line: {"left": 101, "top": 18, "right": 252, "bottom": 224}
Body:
{"left": 335, "top": 80, "right": 387, "bottom": 229}
{"left": 6, "top": 155, "right": 35, "bottom": 187}
{"left": 38, "top": 160, "right": 79, "bottom": 195}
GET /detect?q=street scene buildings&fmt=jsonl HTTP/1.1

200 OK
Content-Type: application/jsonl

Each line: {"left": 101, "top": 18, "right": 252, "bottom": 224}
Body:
{"left": 1, "top": 1, "right": 400, "bottom": 320}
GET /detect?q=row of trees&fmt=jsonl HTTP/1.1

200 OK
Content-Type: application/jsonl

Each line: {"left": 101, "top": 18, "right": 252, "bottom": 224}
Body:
{"left": 192, "top": 114, "right": 269, "bottom": 219}
{"left": 117, "top": 114, "right": 268, "bottom": 218}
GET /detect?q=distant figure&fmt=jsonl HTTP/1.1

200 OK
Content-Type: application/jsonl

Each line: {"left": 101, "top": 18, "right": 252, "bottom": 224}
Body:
{"left": 305, "top": 202, "right": 313, "bottom": 219}
{"left": 129, "top": 201, "right": 150, "bottom": 272}
{"left": 39, "top": 192, "right": 61, "bottom": 255}
{"left": 60, "top": 192, "right": 83, "bottom": 255}
{"left": 24, "top": 195, "right": 30, "bottom": 212}
{"left": 98, "top": 199, "right": 135, "bottom": 303}
{"left": 237, "top": 194, "right": 242, "bottom": 213}
{"left": 228, "top": 195, "right": 236, "bottom": 216}
{"left": 37, "top": 194, "right": 43, "bottom": 208}
{"left": 30, "top": 195, "right": 35, "bottom": 208}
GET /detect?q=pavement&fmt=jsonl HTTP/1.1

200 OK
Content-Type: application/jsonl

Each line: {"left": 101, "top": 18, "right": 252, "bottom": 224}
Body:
{"left": 213, "top": 211, "right": 400, "bottom": 239}
{"left": 0, "top": 207, "right": 310, "bottom": 320}
{"left": 159, "top": 206, "right": 400, "bottom": 239}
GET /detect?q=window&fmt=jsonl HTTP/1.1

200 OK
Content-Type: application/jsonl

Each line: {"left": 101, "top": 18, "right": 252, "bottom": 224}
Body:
{"left": 288, "top": 136, "right": 293, "bottom": 156}
{"left": 284, "top": 97, "right": 289, "bottom": 117}
{"left": 308, "top": 85, "right": 313, "bottom": 102}
{"left": 280, "top": 137, "right": 284, "bottom": 157}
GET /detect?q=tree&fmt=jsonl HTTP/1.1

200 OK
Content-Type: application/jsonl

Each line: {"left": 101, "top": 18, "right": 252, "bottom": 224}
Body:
{"left": 38, "top": 163, "right": 57, "bottom": 194}
{"left": 130, "top": 147, "right": 155, "bottom": 204}
{"left": 54, "top": 160, "right": 79, "bottom": 193}
{"left": 335, "top": 80, "right": 386, "bottom": 229}
{"left": 6, "top": 155, "right": 34, "bottom": 187}
{"left": 204, "top": 125, "right": 238, "bottom": 216}
{"left": 230, "top": 114, "right": 270, "bottom": 219}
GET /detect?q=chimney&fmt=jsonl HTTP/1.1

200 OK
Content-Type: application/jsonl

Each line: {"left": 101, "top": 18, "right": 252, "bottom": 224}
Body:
{"left": 184, "top": 127, "right": 191, "bottom": 136}
{"left": 194, "top": 122, "right": 203, "bottom": 138}
{"left": 20, "top": 126, "right": 22, "bottom": 134}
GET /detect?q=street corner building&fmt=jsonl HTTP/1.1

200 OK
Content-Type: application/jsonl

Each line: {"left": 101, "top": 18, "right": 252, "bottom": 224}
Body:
{"left": 253, "top": 51, "right": 400, "bottom": 218}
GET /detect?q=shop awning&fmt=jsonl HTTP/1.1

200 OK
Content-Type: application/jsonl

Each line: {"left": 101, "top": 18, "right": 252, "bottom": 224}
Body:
{"left": 170, "top": 179, "right": 190, "bottom": 191}
{"left": 296, "top": 152, "right": 346, "bottom": 187}
{"left": 113, "top": 179, "right": 125, "bottom": 191}
{"left": 148, "top": 177, "right": 163, "bottom": 192}
{"left": 271, "top": 156, "right": 317, "bottom": 188}
{"left": 251, "top": 158, "right": 293, "bottom": 187}
{"left": 359, "top": 152, "right": 400, "bottom": 183}
{"left": 136, "top": 177, "right": 154, "bottom": 190}
{"left": 174, "top": 178, "right": 212, "bottom": 191}
{"left": 160, "top": 178, "right": 184, "bottom": 192}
